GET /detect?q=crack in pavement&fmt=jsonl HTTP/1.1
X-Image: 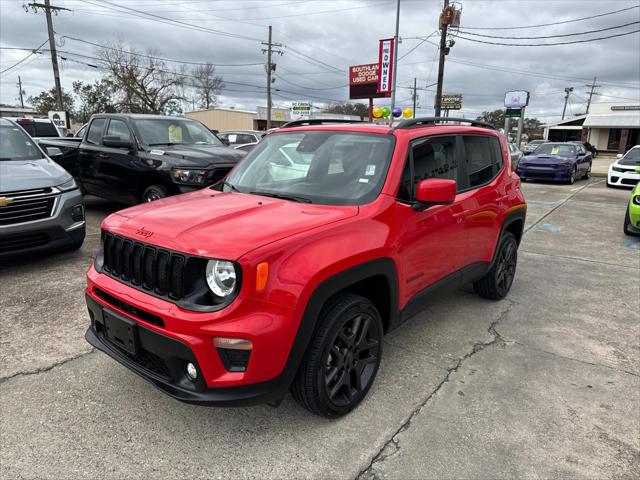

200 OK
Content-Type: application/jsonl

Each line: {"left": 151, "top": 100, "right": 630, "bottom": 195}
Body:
{"left": 0, "top": 349, "right": 96, "bottom": 386}
{"left": 510, "top": 341, "right": 640, "bottom": 379}
{"left": 519, "top": 250, "right": 639, "bottom": 270}
{"left": 356, "top": 300, "right": 514, "bottom": 480}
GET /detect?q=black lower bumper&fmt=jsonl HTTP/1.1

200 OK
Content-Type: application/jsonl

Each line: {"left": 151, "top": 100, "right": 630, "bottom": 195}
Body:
{"left": 0, "top": 224, "right": 85, "bottom": 260}
{"left": 85, "top": 293, "right": 288, "bottom": 407}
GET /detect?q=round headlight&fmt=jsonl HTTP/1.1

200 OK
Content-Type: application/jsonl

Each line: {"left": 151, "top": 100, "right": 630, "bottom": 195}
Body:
{"left": 206, "top": 260, "right": 236, "bottom": 297}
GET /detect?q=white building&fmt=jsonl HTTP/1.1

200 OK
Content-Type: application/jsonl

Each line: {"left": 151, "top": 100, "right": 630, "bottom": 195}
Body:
{"left": 543, "top": 101, "right": 640, "bottom": 153}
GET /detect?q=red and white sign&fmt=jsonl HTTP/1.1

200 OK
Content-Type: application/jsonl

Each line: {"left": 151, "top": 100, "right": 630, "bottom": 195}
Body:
{"left": 377, "top": 38, "right": 394, "bottom": 94}
{"left": 349, "top": 63, "right": 379, "bottom": 85}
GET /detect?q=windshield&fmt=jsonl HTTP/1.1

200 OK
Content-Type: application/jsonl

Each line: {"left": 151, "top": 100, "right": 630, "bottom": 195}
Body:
{"left": 133, "top": 119, "right": 223, "bottom": 146}
{"left": 0, "top": 125, "right": 44, "bottom": 161}
{"left": 620, "top": 148, "right": 640, "bottom": 166}
{"left": 534, "top": 144, "right": 576, "bottom": 157}
{"left": 223, "top": 131, "right": 394, "bottom": 205}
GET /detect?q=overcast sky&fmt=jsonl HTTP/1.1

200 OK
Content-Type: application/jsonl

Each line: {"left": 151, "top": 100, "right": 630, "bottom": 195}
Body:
{"left": 1, "top": 0, "right": 639, "bottom": 123}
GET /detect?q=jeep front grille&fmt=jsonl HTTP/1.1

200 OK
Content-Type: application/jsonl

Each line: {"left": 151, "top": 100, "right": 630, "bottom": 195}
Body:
{"left": 102, "top": 232, "right": 186, "bottom": 300}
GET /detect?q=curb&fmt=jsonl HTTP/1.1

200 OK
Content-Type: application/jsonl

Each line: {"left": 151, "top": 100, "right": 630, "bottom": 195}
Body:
{"left": 592, "top": 172, "right": 607, "bottom": 178}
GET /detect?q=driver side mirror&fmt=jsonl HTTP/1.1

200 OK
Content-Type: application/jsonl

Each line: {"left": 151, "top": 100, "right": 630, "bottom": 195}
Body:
{"left": 616, "top": 154, "right": 623, "bottom": 159}
{"left": 102, "top": 135, "right": 132, "bottom": 149}
{"left": 413, "top": 178, "right": 457, "bottom": 211}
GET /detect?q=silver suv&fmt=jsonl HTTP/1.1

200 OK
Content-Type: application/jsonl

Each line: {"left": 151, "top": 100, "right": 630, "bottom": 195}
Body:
{"left": 0, "top": 118, "right": 85, "bottom": 259}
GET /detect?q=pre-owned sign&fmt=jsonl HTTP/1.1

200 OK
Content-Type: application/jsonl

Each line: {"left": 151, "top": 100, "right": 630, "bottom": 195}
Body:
{"left": 377, "top": 38, "right": 394, "bottom": 95}
{"left": 349, "top": 63, "right": 389, "bottom": 99}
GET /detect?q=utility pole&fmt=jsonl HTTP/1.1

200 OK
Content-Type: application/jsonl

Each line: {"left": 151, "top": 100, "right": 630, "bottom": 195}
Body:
{"left": 434, "top": 0, "right": 450, "bottom": 117}
{"left": 585, "top": 76, "right": 601, "bottom": 114}
{"left": 17, "top": 76, "right": 25, "bottom": 108}
{"left": 389, "top": 0, "right": 401, "bottom": 125}
{"left": 561, "top": 87, "right": 574, "bottom": 120}
{"left": 412, "top": 77, "right": 417, "bottom": 118}
{"left": 261, "top": 26, "right": 282, "bottom": 130}
{"left": 26, "top": 1, "right": 69, "bottom": 110}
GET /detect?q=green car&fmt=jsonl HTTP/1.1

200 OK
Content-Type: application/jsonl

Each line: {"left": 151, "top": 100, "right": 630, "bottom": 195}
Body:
{"left": 624, "top": 166, "right": 640, "bottom": 236}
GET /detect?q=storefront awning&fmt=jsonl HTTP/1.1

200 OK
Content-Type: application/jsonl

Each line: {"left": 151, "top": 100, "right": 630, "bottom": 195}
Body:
{"left": 583, "top": 113, "right": 640, "bottom": 128}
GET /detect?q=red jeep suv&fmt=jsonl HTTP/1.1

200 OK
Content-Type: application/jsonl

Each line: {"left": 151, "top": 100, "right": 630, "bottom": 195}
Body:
{"left": 85, "top": 118, "right": 526, "bottom": 417}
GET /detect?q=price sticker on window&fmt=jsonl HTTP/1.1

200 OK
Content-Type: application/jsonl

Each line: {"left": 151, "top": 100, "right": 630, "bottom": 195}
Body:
{"left": 551, "top": 147, "right": 559, "bottom": 155}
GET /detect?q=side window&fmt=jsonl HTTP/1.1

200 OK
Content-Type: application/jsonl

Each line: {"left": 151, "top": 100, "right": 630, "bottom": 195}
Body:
{"left": 86, "top": 118, "right": 106, "bottom": 145}
{"left": 106, "top": 119, "right": 131, "bottom": 141}
{"left": 462, "top": 135, "right": 502, "bottom": 188}
{"left": 75, "top": 125, "right": 87, "bottom": 138}
{"left": 397, "top": 136, "right": 459, "bottom": 201}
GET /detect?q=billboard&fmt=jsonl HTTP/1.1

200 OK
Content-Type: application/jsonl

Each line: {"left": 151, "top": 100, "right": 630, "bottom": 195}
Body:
{"left": 349, "top": 63, "right": 389, "bottom": 99}
{"left": 377, "top": 38, "right": 394, "bottom": 95}
{"left": 504, "top": 91, "right": 530, "bottom": 109}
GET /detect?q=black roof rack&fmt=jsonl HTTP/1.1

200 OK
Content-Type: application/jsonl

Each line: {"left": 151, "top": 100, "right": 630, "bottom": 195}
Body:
{"left": 281, "top": 119, "right": 367, "bottom": 128}
{"left": 391, "top": 117, "right": 496, "bottom": 132}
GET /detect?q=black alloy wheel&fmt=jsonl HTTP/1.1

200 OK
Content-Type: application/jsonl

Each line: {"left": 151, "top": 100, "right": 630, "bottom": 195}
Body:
{"left": 142, "top": 185, "right": 169, "bottom": 203}
{"left": 291, "top": 293, "right": 383, "bottom": 417}
{"left": 583, "top": 164, "right": 592, "bottom": 180}
{"left": 474, "top": 232, "right": 519, "bottom": 300}
{"left": 568, "top": 166, "right": 577, "bottom": 185}
{"left": 324, "top": 311, "right": 380, "bottom": 408}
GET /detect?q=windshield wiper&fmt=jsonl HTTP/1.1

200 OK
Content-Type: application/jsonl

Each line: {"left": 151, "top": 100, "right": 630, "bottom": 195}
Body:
{"left": 250, "top": 191, "right": 312, "bottom": 203}
{"left": 148, "top": 142, "right": 183, "bottom": 146}
{"left": 220, "top": 179, "right": 240, "bottom": 192}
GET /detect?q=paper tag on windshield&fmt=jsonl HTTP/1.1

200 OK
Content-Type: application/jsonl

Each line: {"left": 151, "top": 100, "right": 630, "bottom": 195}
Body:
{"left": 365, "top": 164, "right": 376, "bottom": 176}
{"left": 150, "top": 149, "right": 165, "bottom": 155}
{"left": 359, "top": 178, "right": 369, "bottom": 183}
{"left": 551, "top": 147, "right": 559, "bottom": 155}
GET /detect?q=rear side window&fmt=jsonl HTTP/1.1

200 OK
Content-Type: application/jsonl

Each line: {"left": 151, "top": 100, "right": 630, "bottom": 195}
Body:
{"left": 86, "top": 118, "right": 106, "bottom": 145}
{"left": 33, "top": 122, "right": 59, "bottom": 137}
{"left": 398, "top": 136, "right": 459, "bottom": 201}
{"left": 106, "top": 119, "right": 131, "bottom": 141}
{"left": 462, "top": 135, "right": 502, "bottom": 188}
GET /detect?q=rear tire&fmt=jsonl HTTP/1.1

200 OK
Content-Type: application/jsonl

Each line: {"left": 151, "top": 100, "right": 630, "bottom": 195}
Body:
{"left": 141, "top": 185, "right": 169, "bottom": 203}
{"left": 473, "top": 232, "right": 518, "bottom": 300}
{"left": 291, "top": 293, "right": 383, "bottom": 418}
{"left": 624, "top": 205, "right": 639, "bottom": 236}
{"left": 582, "top": 164, "right": 591, "bottom": 180}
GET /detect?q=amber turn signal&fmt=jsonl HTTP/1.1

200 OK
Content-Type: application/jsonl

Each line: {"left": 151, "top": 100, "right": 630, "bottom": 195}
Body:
{"left": 256, "top": 262, "right": 269, "bottom": 292}
{"left": 214, "top": 337, "right": 253, "bottom": 351}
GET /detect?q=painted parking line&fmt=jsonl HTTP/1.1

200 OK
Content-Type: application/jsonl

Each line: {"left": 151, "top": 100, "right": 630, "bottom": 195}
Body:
{"left": 622, "top": 238, "right": 640, "bottom": 250}
{"left": 537, "top": 223, "right": 560, "bottom": 234}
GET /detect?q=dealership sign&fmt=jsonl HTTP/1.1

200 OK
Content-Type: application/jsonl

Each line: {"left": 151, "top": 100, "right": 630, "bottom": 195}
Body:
{"left": 504, "top": 91, "right": 530, "bottom": 109}
{"left": 290, "top": 101, "right": 312, "bottom": 120}
{"left": 441, "top": 93, "right": 462, "bottom": 110}
{"left": 48, "top": 110, "right": 70, "bottom": 130}
{"left": 349, "top": 63, "right": 389, "bottom": 99}
{"left": 377, "top": 38, "right": 394, "bottom": 95}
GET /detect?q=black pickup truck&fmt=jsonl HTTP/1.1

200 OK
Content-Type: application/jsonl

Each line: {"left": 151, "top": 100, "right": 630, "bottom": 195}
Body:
{"left": 38, "top": 114, "right": 245, "bottom": 204}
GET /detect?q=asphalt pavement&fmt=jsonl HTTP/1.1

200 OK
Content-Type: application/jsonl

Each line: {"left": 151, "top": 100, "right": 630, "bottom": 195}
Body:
{"left": 1, "top": 179, "right": 638, "bottom": 479}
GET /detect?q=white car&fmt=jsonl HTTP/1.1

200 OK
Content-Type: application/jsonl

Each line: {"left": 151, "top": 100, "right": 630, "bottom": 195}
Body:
{"left": 607, "top": 145, "right": 640, "bottom": 188}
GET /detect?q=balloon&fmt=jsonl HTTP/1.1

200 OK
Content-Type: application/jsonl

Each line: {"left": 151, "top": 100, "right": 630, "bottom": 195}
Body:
{"left": 392, "top": 107, "right": 402, "bottom": 118}
{"left": 381, "top": 107, "right": 391, "bottom": 117}
{"left": 403, "top": 107, "right": 413, "bottom": 118}
{"left": 372, "top": 106, "right": 383, "bottom": 118}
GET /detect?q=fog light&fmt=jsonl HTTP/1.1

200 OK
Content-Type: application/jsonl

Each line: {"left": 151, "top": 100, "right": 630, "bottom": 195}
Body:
{"left": 186, "top": 362, "right": 198, "bottom": 381}
{"left": 71, "top": 204, "right": 84, "bottom": 222}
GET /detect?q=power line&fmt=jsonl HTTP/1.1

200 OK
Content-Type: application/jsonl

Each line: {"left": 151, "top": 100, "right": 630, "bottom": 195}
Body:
{"left": 456, "top": 29, "right": 640, "bottom": 47}
{"left": 0, "top": 39, "right": 47, "bottom": 74}
{"left": 458, "top": 21, "right": 639, "bottom": 40}
{"left": 462, "top": 5, "right": 640, "bottom": 30}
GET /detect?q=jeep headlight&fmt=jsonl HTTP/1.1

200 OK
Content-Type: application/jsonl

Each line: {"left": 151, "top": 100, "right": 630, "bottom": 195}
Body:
{"left": 171, "top": 168, "right": 208, "bottom": 185}
{"left": 205, "top": 259, "right": 237, "bottom": 297}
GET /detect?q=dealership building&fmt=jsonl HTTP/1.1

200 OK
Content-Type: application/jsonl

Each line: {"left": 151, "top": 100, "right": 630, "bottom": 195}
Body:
{"left": 543, "top": 101, "right": 640, "bottom": 153}
{"left": 186, "top": 107, "right": 361, "bottom": 131}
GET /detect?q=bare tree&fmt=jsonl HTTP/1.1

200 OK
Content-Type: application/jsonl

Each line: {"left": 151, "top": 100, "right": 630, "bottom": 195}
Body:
{"left": 191, "top": 63, "right": 224, "bottom": 109}
{"left": 98, "top": 42, "right": 185, "bottom": 114}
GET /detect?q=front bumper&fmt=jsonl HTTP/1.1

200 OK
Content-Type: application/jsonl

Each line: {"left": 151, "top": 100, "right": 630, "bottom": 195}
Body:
{"left": 84, "top": 266, "right": 298, "bottom": 406}
{"left": 0, "top": 188, "right": 85, "bottom": 259}
{"left": 607, "top": 170, "right": 640, "bottom": 188}
{"left": 516, "top": 165, "right": 572, "bottom": 182}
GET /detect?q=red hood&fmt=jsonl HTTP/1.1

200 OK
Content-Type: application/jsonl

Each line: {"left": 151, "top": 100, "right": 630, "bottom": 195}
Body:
{"left": 103, "top": 189, "right": 359, "bottom": 260}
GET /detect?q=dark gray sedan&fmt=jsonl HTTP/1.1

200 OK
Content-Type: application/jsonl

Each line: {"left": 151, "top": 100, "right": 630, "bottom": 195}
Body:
{"left": 0, "top": 118, "right": 85, "bottom": 259}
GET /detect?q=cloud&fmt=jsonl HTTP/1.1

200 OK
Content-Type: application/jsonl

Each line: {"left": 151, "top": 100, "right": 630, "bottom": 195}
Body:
{"left": 1, "top": 0, "right": 638, "bottom": 123}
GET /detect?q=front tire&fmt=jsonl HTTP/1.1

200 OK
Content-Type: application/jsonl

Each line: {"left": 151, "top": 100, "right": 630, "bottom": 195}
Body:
{"left": 473, "top": 232, "right": 518, "bottom": 300}
{"left": 624, "top": 205, "right": 639, "bottom": 236}
{"left": 141, "top": 185, "right": 169, "bottom": 203}
{"left": 567, "top": 166, "right": 577, "bottom": 185}
{"left": 291, "top": 293, "right": 383, "bottom": 418}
